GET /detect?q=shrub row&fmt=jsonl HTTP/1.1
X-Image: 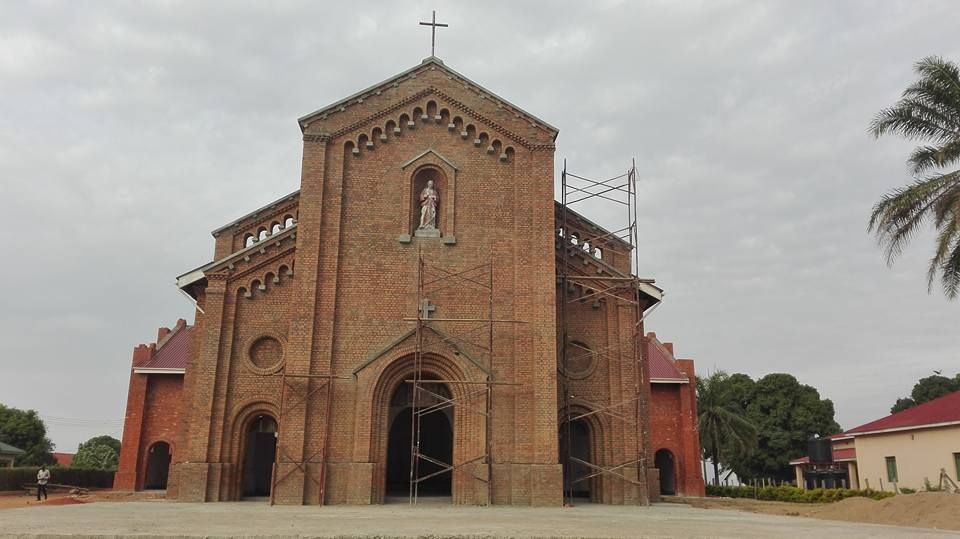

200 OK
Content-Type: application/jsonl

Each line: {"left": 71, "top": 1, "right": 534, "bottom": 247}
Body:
{"left": 0, "top": 467, "right": 115, "bottom": 491}
{"left": 705, "top": 484, "right": 895, "bottom": 503}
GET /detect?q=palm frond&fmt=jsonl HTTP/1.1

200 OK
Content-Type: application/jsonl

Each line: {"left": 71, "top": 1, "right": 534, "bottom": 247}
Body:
{"left": 913, "top": 56, "right": 960, "bottom": 99}
{"left": 868, "top": 172, "right": 959, "bottom": 263}
{"left": 870, "top": 101, "right": 960, "bottom": 143}
{"left": 928, "top": 214, "right": 960, "bottom": 298}
{"left": 909, "top": 141, "right": 960, "bottom": 174}
{"left": 940, "top": 236, "right": 960, "bottom": 298}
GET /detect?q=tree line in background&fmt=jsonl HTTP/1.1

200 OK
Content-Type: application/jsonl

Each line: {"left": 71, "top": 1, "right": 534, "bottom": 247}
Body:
{"left": 0, "top": 403, "right": 120, "bottom": 470}
{"left": 890, "top": 372, "right": 960, "bottom": 413}
{"left": 0, "top": 404, "right": 55, "bottom": 466}
{"left": 697, "top": 368, "right": 959, "bottom": 485}
{"left": 696, "top": 372, "right": 840, "bottom": 485}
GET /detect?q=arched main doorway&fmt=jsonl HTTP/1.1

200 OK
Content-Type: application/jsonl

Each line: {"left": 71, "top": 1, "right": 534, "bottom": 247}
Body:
{"left": 385, "top": 377, "right": 453, "bottom": 499}
{"left": 242, "top": 414, "right": 277, "bottom": 498}
{"left": 655, "top": 449, "right": 676, "bottom": 495}
{"left": 560, "top": 418, "right": 593, "bottom": 500}
{"left": 144, "top": 442, "right": 171, "bottom": 490}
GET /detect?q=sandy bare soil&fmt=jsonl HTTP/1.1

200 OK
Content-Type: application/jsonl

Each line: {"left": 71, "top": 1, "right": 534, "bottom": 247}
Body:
{"left": 0, "top": 489, "right": 162, "bottom": 510}
{"left": 678, "top": 491, "right": 960, "bottom": 531}
{"left": 1, "top": 499, "right": 958, "bottom": 538}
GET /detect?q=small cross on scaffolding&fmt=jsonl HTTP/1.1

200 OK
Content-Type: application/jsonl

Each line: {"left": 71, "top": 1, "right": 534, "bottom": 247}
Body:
{"left": 419, "top": 299, "right": 436, "bottom": 320}
{"left": 419, "top": 10, "right": 448, "bottom": 57}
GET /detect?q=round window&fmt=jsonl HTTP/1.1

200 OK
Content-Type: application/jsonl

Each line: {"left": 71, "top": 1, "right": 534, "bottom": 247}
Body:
{"left": 247, "top": 336, "right": 284, "bottom": 373}
{"left": 562, "top": 340, "right": 596, "bottom": 379}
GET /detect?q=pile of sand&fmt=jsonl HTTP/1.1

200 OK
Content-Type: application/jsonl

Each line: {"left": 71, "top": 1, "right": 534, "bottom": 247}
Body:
{"left": 809, "top": 491, "right": 960, "bottom": 531}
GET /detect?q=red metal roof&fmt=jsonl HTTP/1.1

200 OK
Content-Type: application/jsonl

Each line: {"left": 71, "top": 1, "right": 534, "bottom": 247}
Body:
{"left": 647, "top": 337, "right": 688, "bottom": 382}
{"left": 845, "top": 389, "right": 960, "bottom": 435}
{"left": 789, "top": 447, "right": 856, "bottom": 465}
{"left": 832, "top": 447, "right": 856, "bottom": 461}
{"left": 52, "top": 452, "right": 74, "bottom": 466}
{"left": 139, "top": 325, "right": 191, "bottom": 370}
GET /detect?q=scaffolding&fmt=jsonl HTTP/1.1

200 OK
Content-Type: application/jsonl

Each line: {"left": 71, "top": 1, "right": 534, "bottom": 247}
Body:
{"left": 404, "top": 252, "right": 522, "bottom": 505}
{"left": 558, "top": 159, "right": 648, "bottom": 505}
{"left": 268, "top": 369, "right": 348, "bottom": 506}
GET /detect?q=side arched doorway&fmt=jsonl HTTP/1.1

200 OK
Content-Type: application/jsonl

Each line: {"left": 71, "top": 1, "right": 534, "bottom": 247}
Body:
{"left": 655, "top": 449, "right": 676, "bottom": 495}
{"left": 242, "top": 414, "right": 277, "bottom": 498}
{"left": 144, "top": 442, "right": 171, "bottom": 490}
{"left": 560, "top": 418, "right": 593, "bottom": 500}
{"left": 385, "top": 377, "right": 453, "bottom": 499}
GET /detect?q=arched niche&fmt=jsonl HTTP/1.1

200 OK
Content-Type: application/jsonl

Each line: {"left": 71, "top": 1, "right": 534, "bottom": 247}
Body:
{"left": 410, "top": 166, "right": 446, "bottom": 236}
{"left": 399, "top": 149, "right": 458, "bottom": 243}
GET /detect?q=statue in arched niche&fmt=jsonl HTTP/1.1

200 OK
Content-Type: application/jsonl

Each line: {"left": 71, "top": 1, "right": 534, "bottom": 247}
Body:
{"left": 418, "top": 180, "right": 439, "bottom": 230}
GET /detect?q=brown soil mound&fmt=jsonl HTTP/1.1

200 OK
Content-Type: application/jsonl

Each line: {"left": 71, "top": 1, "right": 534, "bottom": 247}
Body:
{"left": 809, "top": 492, "right": 960, "bottom": 531}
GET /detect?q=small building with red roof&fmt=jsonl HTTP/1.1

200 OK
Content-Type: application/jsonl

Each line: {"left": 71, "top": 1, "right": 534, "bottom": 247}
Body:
{"left": 791, "top": 389, "right": 960, "bottom": 492}
{"left": 114, "top": 319, "right": 190, "bottom": 491}
{"left": 52, "top": 452, "right": 75, "bottom": 467}
{"left": 645, "top": 333, "right": 706, "bottom": 497}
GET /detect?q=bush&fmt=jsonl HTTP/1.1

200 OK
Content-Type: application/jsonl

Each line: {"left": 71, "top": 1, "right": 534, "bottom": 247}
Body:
{"left": 705, "top": 484, "right": 895, "bottom": 503}
{"left": 0, "top": 467, "right": 115, "bottom": 491}
{"left": 899, "top": 487, "right": 916, "bottom": 494}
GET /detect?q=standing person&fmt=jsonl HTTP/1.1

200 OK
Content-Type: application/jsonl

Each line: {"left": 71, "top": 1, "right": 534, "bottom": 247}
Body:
{"left": 36, "top": 465, "right": 50, "bottom": 501}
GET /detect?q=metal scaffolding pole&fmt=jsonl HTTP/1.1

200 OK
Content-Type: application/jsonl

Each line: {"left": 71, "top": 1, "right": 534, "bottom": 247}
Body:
{"left": 558, "top": 160, "right": 649, "bottom": 505}
{"left": 406, "top": 252, "right": 523, "bottom": 505}
{"left": 267, "top": 370, "right": 349, "bottom": 506}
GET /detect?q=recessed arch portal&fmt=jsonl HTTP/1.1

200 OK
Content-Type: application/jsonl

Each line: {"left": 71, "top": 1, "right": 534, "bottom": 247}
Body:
{"left": 655, "top": 449, "right": 676, "bottom": 495}
{"left": 385, "top": 376, "right": 453, "bottom": 498}
{"left": 560, "top": 418, "right": 594, "bottom": 499}
{"left": 144, "top": 441, "right": 171, "bottom": 490}
{"left": 241, "top": 414, "right": 277, "bottom": 498}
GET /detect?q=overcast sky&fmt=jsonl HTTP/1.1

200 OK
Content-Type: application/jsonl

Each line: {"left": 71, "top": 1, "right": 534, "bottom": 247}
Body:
{"left": 1, "top": 1, "right": 957, "bottom": 452}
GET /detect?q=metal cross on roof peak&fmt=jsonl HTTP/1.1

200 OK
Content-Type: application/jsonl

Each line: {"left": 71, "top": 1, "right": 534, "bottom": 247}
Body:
{"left": 419, "top": 10, "right": 448, "bottom": 57}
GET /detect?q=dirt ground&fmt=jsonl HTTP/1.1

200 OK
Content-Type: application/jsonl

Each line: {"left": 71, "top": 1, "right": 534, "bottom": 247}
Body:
{"left": 2, "top": 491, "right": 958, "bottom": 538}
{"left": 0, "top": 489, "right": 162, "bottom": 510}
{"left": 675, "top": 491, "right": 960, "bottom": 531}
{"left": 1, "top": 498, "right": 959, "bottom": 539}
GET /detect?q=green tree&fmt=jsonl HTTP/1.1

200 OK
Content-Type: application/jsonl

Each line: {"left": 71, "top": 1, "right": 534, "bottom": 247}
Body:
{"left": 890, "top": 373, "right": 960, "bottom": 413}
{"left": 868, "top": 56, "right": 960, "bottom": 299}
{"left": 714, "top": 374, "right": 840, "bottom": 482}
{"left": 0, "top": 404, "right": 54, "bottom": 466}
{"left": 72, "top": 435, "right": 121, "bottom": 470}
{"left": 739, "top": 374, "right": 840, "bottom": 481}
{"left": 696, "top": 371, "right": 758, "bottom": 486}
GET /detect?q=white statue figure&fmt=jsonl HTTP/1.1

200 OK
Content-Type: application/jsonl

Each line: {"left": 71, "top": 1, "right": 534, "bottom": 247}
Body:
{"left": 418, "top": 180, "right": 439, "bottom": 230}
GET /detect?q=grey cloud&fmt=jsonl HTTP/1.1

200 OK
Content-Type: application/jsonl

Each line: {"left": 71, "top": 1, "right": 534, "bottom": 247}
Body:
{"left": 0, "top": 0, "right": 957, "bottom": 451}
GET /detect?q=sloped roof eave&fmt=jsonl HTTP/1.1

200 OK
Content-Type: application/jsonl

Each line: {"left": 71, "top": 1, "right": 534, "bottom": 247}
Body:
{"left": 847, "top": 420, "right": 960, "bottom": 437}
{"left": 210, "top": 190, "right": 300, "bottom": 236}
{"left": 176, "top": 224, "right": 298, "bottom": 293}
{"left": 297, "top": 57, "right": 559, "bottom": 139}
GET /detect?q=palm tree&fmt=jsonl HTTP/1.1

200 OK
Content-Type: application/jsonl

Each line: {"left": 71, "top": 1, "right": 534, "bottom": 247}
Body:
{"left": 696, "top": 371, "right": 758, "bottom": 486}
{"left": 869, "top": 56, "right": 960, "bottom": 299}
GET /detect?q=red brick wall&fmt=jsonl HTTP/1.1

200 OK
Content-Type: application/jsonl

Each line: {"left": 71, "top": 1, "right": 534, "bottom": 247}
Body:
{"left": 115, "top": 373, "right": 183, "bottom": 490}
{"left": 115, "top": 368, "right": 147, "bottom": 490}
{"left": 171, "top": 61, "right": 564, "bottom": 505}
{"left": 649, "top": 365, "right": 705, "bottom": 496}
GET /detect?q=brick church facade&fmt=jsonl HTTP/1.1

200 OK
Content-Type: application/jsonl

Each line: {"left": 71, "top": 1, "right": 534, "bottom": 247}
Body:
{"left": 115, "top": 58, "right": 704, "bottom": 504}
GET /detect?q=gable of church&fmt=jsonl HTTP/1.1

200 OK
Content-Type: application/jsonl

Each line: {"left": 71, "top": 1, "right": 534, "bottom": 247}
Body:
{"left": 299, "top": 58, "right": 557, "bottom": 151}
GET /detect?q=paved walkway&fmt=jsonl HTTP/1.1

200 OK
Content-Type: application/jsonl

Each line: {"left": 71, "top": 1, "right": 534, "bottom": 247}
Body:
{"left": 1, "top": 500, "right": 958, "bottom": 538}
